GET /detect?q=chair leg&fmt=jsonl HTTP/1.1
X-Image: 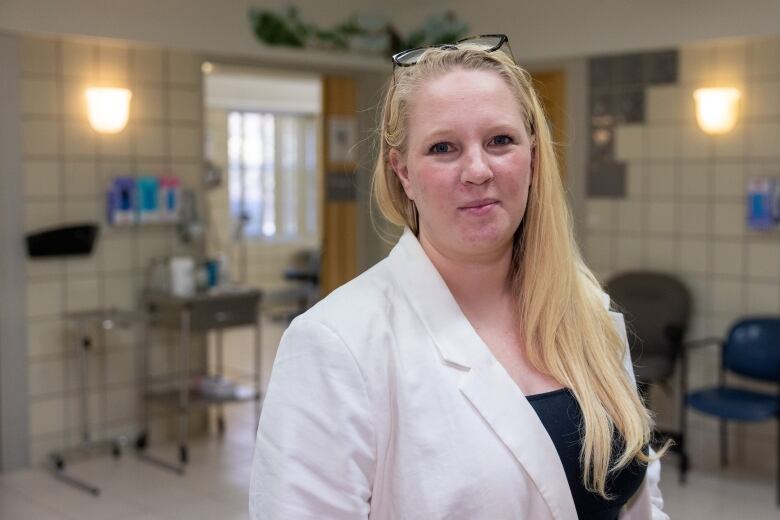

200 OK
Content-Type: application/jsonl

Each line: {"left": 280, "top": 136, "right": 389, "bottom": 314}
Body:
{"left": 720, "top": 419, "right": 728, "bottom": 468}
{"left": 679, "top": 384, "right": 688, "bottom": 483}
{"left": 678, "top": 415, "right": 688, "bottom": 483}
{"left": 679, "top": 349, "right": 690, "bottom": 484}
{"left": 679, "top": 438, "right": 689, "bottom": 484}
{"left": 776, "top": 417, "right": 779, "bottom": 506}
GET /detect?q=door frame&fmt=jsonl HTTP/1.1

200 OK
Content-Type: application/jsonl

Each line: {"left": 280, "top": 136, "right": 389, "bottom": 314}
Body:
{"left": 0, "top": 32, "right": 30, "bottom": 471}
{"left": 527, "top": 62, "right": 589, "bottom": 243}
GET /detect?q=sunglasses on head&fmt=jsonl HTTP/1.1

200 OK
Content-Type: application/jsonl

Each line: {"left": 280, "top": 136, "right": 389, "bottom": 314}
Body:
{"left": 390, "top": 34, "right": 532, "bottom": 134}
{"left": 391, "top": 34, "right": 513, "bottom": 67}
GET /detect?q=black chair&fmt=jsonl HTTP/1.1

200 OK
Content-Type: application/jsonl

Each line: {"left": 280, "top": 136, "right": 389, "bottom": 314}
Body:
{"left": 683, "top": 318, "right": 780, "bottom": 505}
{"left": 265, "top": 249, "right": 321, "bottom": 324}
{"left": 605, "top": 271, "right": 692, "bottom": 479}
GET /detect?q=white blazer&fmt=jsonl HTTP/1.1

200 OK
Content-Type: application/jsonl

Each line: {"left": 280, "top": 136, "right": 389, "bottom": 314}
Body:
{"left": 250, "top": 229, "right": 669, "bottom": 520}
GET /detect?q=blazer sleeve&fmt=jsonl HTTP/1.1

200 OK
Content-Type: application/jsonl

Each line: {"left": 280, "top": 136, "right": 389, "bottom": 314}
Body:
{"left": 249, "top": 317, "right": 376, "bottom": 519}
{"left": 611, "top": 310, "right": 670, "bottom": 520}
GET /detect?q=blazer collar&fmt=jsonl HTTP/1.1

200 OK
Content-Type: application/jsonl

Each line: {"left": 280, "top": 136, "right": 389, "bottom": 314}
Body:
{"left": 387, "top": 228, "right": 578, "bottom": 520}
{"left": 387, "top": 228, "right": 491, "bottom": 369}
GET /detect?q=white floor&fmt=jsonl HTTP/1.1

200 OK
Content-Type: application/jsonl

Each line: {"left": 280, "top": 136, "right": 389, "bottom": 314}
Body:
{"left": 0, "top": 403, "right": 258, "bottom": 520}
{"left": 1, "top": 406, "right": 777, "bottom": 520}
{"left": 659, "top": 461, "right": 777, "bottom": 519}
{"left": 3, "top": 309, "right": 778, "bottom": 520}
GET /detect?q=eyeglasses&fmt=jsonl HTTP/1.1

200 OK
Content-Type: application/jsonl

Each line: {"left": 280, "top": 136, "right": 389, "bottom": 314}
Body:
{"left": 391, "top": 34, "right": 512, "bottom": 67}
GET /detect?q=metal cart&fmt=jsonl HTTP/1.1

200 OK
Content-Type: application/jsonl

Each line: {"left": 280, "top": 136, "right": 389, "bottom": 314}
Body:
{"left": 49, "top": 308, "right": 146, "bottom": 495}
{"left": 137, "top": 289, "right": 263, "bottom": 473}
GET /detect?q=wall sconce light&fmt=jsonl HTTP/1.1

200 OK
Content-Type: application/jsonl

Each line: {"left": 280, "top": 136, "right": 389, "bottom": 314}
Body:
{"left": 85, "top": 87, "right": 132, "bottom": 134}
{"left": 693, "top": 87, "right": 741, "bottom": 135}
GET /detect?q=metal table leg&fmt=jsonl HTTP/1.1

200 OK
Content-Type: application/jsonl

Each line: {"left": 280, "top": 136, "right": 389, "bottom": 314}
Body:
{"left": 135, "top": 306, "right": 185, "bottom": 475}
{"left": 255, "top": 311, "right": 263, "bottom": 427}
{"left": 216, "top": 328, "right": 225, "bottom": 435}
{"left": 178, "top": 308, "right": 190, "bottom": 465}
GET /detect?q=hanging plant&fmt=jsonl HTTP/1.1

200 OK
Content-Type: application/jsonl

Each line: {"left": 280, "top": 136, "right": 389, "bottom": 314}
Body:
{"left": 249, "top": 6, "right": 469, "bottom": 58}
{"left": 249, "top": 6, "right": 308, "bottom": 48}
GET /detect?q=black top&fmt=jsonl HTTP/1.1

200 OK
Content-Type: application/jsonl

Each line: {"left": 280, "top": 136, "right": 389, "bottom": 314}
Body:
{"left": 526, "top": 388, "right": 647, "bottom": 520}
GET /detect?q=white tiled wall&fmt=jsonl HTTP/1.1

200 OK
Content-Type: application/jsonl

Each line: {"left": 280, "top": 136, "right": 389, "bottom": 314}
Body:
{"left": 585, "top": 37, "right": 780, "bottom": 476}
{"left": 20, "top": 34, "right": 206, "bottom": 463}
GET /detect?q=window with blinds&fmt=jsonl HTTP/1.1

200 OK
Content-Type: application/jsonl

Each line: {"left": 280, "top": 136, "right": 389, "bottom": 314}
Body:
{"left": 227, "top": 111, "right": 318, "bottom": 241}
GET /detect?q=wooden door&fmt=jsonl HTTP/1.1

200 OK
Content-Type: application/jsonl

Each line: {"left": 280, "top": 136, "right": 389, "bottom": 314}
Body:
{"left": 320, "top": 76, "right": 358, "bottom": 296}
{"left": 531, "top": 70, "right": 567, "bottom": 181}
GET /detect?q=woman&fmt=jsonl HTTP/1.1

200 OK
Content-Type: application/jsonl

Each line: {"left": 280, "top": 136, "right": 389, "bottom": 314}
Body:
{"left": 250, "top": 35, "right": 668, "bottom": 519}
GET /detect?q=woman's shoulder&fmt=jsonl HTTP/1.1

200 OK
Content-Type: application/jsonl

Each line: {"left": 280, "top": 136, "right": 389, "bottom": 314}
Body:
{"left": 288, "top": 257, "right": 400, "bottom": 346}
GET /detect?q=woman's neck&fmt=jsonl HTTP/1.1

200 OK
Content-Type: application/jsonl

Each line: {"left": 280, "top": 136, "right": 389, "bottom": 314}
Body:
{"left": 418, "top": 231, "right": 514, "bottom": 317}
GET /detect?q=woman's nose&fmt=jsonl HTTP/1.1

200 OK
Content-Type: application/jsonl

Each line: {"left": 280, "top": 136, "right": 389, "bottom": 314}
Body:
{"left": 459, "top": 147, "right": 494, "bottom": 185}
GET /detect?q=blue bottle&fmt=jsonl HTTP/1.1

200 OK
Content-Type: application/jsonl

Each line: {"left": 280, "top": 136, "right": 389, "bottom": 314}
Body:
{"left": 137, "top": 175, "right": 160, "bottom": 223}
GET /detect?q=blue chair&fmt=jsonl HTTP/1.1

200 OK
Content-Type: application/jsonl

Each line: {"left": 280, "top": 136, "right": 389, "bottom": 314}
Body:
{"left": 683, "top": 317, "right": 780, "bottom": 505}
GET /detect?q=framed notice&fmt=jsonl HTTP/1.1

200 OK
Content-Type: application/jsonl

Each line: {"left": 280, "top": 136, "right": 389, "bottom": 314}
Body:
{"left": 328, "top": 116, "right": 358, "bottom": 164}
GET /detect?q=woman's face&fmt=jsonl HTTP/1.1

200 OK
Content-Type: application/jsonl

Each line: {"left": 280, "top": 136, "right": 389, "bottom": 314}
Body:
{"left": 390, "top": 68, "right": 534, "bottom": 263}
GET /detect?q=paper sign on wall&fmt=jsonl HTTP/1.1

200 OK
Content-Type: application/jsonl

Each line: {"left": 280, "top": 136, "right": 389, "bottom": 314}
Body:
{"left": 328, "top": 116, "right": 358, "bottom": 164}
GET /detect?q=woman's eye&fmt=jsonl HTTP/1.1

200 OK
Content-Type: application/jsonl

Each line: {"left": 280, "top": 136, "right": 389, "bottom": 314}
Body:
{"left": 429, "top": 142, "right": 452, "bottom": 154}
{"left": 490, "top": 135, "right": 514, "bottom": 146}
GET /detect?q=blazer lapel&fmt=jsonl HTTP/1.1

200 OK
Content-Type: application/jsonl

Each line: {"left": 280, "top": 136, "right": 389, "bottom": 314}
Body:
{"left": 387, "top": 229, "right": 578, "bottom": 520}
{"left": 459, "top": 362, "right": 577, "bottom": 520}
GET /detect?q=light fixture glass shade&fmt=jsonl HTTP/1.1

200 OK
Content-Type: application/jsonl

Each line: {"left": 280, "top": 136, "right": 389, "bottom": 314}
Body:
{"left": 85, "top": 87, "right": 132, "bottom": 134}
{"left": 693, "top": 87, "right": 741, "bottom": 135}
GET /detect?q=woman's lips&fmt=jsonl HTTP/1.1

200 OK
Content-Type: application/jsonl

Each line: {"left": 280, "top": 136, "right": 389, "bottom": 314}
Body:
{"left": 459, "top": 199, "right": 498, "bottom": 216}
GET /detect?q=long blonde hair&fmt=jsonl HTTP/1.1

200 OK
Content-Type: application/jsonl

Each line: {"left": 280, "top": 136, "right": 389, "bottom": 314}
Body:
{"left": 371, "top": 46, "right": 658, "bottom": 497}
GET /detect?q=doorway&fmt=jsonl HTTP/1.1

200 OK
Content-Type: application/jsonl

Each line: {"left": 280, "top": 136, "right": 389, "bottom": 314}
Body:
{"left": 203, "top": 65, "right": 323, "bottom": 294}
{"left": 202, "top": 65, "right": 324, "bottom": 403}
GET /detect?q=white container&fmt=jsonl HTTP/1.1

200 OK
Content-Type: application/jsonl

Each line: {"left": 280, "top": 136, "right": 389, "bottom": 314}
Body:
{"left": 169, "top": 257, "right": 195, "bottom": 296}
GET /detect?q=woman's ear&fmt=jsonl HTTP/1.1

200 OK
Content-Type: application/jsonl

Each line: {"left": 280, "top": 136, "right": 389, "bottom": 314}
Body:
{"left": 389, "top": 148, "right": 414, "bottom": 200}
